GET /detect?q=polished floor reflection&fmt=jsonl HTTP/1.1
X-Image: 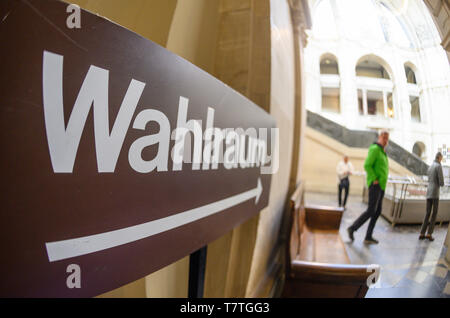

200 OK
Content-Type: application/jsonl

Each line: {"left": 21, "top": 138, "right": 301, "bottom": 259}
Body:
{"left": 305, "top": 192, "right": 449, "bottom": 298}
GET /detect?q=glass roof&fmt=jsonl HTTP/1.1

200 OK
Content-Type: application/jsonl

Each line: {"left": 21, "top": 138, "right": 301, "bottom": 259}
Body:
{"left": 312, "top": 0, "right": 338, "bottom": 39}
{"left": 312, "top": 0, "right": 413, "bottom": 48}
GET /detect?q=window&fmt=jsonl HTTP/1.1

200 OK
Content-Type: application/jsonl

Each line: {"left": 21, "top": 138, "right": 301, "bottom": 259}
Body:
{"left": 355, "top": 55, "right": 394, "bottom": 119}
{"left": 405, "top": 64, "right": 421, "bottom": 123}
{"left": 357, "top": 89, "right": 394, "bottom": 118}
{"left": 320, "top": 56, "right": 339, "bottom": 75}
{"left": 358, "top": 89, "right": 364, "bottom": 115}
{"left": 320, "top": 54, "right": 340, "bottom": 113}
{"left": 410, "top": 96, "right": 421, "bottom": 122}
{"left": 367, "top": 90, "right": 384, "bottom": 116}
{"left": 405, "top": 66, "right": 417, "bottom": 84}
{"left": 387, "top": 92, "right": 394, "bottom": 118}
{"left": 321, "top": 87, "right": 340, "bottom": 113}
{"left": 356, "top": 59, "right": 390, "bottom": 79}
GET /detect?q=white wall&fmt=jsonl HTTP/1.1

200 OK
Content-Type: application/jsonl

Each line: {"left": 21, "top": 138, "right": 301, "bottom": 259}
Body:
{"left": 304, "top": 0, "right": 450, "bottom": 167}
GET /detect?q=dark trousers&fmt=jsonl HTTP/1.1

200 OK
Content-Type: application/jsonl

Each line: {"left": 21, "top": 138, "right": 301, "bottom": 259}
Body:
{"left": 420, "top": 198, "right": 439, "bottom": 236}
{"left": 349, "top": 183, "right": 384, "bottom": 239}
{"left": 338, "top": 177, "right": 349, "bottom": 207}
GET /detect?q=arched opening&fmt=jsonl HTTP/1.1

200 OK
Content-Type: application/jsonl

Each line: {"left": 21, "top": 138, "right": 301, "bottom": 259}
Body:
{"left": 320, "top": 54, "right": 339, "bottom": 75}
{"left": 403, "top": 63, "right": 422, "bottom": 123}
{"left": 410, "top": 96, "right": 421, "bottom": 122}
{"left": 412, "top": 142, "right": 426, "bottom": 160}
{"left": 405, "top": 65, "right": 417, "bottom": 84}
{"left": 355, "top": 55, "right": 393, "bottom": 118}
{"left": 320, "top": 53, "right": 340, "bottom": 113}
{"left": 321, "top": 87, "right": 340, "bottom": 113}
{"left": 356, "top": 58, "right": 391, "bottom": 79}
{"left": 386, "top": 91, "right": 394, "bottom": 118}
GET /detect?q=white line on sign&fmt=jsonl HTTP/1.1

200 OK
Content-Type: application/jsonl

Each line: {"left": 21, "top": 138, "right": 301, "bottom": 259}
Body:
{"left": 45, "top": 178, "right": 263, "bottom": 262}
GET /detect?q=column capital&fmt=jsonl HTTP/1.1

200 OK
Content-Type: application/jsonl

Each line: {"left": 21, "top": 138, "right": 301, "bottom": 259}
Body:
{"left": 289, "top": 0, "right": 312, "bottom": 47}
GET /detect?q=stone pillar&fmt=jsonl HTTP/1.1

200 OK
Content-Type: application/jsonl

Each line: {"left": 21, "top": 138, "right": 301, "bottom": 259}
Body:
{"left": 362, "top": 88, "right": 368, "bottom": 115}
{"left": 204, "top": 0, "right": 272, "bottom": 298}
{"left": 392, "top": 58, "right": 411, "bottom": 147}
{"left": 288, "top": 0, "right": 311, "bottom": 187}
{"left": 304, "top": 48, "right": 322, "bottom": 114}
{"left": 417, "top": 46, "right": 450, "bottom": 164}
{"left": 339, "top": 54, "right": 359, "bottom": 129}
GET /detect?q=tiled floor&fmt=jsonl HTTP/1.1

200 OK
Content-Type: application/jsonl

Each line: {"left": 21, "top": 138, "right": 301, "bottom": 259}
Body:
{"left": 305, "top": 192, "right": 450, "bottom": 298}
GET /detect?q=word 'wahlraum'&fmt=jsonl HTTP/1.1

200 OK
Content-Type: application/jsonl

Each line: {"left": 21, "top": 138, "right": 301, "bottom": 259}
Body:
{"left": 42, "top": 51, "right": 278, "bottom": 175}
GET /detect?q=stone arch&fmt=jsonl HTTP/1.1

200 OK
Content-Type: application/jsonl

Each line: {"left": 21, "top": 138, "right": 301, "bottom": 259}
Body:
{"left": 319, "top": 52, "right": 339, "bottom": 75}
{"left": 404, "top": 61, "right": 421, "bottom": 85}
{"left": 412, "top": 141, "right": 426, "bottom": 160}
{"left": 355, "top": 54, "right": 394, "bottom": 81}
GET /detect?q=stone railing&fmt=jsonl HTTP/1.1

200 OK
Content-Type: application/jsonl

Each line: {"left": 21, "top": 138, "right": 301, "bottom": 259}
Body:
{"left": 306, "top": 110, "right": 429, "bottom": 176}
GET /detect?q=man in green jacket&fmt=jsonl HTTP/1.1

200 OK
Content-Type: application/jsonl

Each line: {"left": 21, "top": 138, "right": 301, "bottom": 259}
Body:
{"left": 347, "top": 130, "right": 390, "bottom": 244}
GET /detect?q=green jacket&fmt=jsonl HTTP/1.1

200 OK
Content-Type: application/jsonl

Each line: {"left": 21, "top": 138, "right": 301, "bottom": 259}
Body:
{"left": 364, "top": 143, "right": 389, "bottom": 190}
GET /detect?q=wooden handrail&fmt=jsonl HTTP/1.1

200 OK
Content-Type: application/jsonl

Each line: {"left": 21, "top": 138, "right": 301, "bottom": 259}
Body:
{"left": 290, "top": 260, "right": 378, "bottom": 285}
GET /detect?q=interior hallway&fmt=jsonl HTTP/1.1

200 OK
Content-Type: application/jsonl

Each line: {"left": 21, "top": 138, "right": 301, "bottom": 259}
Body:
{"left": 305, "top": 192, "right": 449, "bottom": 298}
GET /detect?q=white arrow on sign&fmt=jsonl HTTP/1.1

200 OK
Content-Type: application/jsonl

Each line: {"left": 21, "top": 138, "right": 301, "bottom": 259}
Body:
{"left": 45, "top": 178, "right": 263, "bottom": 262}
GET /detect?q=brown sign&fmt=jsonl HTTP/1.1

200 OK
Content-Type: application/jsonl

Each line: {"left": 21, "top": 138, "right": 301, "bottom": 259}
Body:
{"left": 0, "top": 0, "right": 276, "bottom": 297}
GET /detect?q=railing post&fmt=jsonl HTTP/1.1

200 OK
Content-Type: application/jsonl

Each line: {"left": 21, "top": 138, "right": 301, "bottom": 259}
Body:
{"left": 188, "top": 246, "right": 208, "bottom": 298}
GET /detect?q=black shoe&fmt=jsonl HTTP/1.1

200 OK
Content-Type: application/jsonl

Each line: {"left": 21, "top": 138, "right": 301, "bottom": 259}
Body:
{"left": 347, "top": 228, "right": 354, "bottom": 242}
{"left": 364, "top": 237, "right": 379, "bottom": 245}
{"left": 419, "top": 235, "right": 425, "bottom": 240}
{"left": 425, "top": 235, "right": 434, "bottom": 241}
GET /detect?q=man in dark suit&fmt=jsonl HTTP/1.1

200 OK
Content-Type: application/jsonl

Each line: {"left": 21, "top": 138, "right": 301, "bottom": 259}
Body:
{"left": 419, "top": 152, "right": 445, "bottom": 241}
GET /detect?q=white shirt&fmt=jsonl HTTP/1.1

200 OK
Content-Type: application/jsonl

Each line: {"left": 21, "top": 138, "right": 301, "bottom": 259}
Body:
{"left": 336, "top": 160, "right": 354, "bottom": 182}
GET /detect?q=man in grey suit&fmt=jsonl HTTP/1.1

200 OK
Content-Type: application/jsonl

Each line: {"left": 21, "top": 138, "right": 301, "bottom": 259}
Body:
{"left": 419, "top": 152, "right": 445, "bottom": 241}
